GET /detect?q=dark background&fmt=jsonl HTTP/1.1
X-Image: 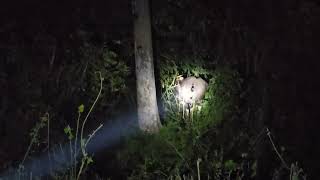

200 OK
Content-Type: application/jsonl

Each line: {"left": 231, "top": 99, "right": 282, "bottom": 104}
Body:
{"left": 1, "top": 0, "right": 320, "bottom": 179}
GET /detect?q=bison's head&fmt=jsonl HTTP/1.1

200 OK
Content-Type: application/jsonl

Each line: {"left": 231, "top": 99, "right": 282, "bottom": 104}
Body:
{"left": 175, "top": 76, "right": 208, "bottom": 107}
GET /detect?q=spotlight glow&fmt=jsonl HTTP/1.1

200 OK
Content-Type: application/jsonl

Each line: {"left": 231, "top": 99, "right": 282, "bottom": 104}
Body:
{"left": 175, "top": 76, "right": 208, "bottom": 107}
{"left": 0, "top": 114, "right": 138, "bottom": 180}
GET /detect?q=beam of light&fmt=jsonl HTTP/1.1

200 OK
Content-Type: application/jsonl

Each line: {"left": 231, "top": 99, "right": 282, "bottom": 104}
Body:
{"left": 0, "top": 114, "right": 138, "bottom": 180}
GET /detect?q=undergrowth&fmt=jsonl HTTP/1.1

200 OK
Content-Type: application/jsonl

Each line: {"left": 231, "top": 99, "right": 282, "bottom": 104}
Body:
{"left": 118, "top": 55, "right": 308, "bottom": 179}
{"left": 1, "top": 50, "right": 308, "bottom": 179}
{"left": 3, "top": 72, "right": 104, "bottom": 180}
{"left": 118, "top": 55, "right": 253, "bottom": 179}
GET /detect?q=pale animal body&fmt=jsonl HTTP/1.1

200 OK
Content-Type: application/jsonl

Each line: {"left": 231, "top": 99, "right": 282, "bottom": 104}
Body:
{"left": 175, "top": 76, "right": 208, "bottom": 106}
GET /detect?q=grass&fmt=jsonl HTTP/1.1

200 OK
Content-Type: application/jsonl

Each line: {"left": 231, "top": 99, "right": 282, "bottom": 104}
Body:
{"left": 5, "top": 72, "right": 104, "bottom": 180}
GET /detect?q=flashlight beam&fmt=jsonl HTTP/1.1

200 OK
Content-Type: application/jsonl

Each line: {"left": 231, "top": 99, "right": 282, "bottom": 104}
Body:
{"left": 0, "top": 115, "right": 138, "bottom": 180}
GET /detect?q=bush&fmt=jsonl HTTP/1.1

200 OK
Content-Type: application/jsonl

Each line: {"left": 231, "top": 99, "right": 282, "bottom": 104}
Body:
{"left": 118, "top": 55, "right": 254, "bottom": 179}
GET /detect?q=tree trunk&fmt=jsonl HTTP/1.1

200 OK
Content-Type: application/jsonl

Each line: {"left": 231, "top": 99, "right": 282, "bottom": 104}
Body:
{"left": 133, "top": 0, "right": 161, "bottom": 132}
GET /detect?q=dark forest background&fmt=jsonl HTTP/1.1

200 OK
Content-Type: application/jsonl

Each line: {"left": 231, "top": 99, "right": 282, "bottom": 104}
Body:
{"left": 0, "top": 0, "right": 320, "bottom": 179}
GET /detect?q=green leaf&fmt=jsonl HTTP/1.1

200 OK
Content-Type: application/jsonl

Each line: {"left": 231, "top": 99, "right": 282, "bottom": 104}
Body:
{"left": 86, "top": 156, "right": 94, "bottom": 165}
{"left": 78, "top": 104, "right": 85, "bottom": 113}
{"left": 64, "top": 125, "right": 74, "bottom": 140}
{"left": 68, "top": 133, "right": 74, "bottom": 140}
{"left": 64, "top": 125, "right": 71, "bottom": 134}
{"left": 224, "top": 160, "right": 237, "bottom": 171}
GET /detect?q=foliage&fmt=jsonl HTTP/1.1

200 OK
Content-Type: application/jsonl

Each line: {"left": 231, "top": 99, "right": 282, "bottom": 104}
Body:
{"left": 119, "top": 55, "right": 253, "bottom": 179}
{"left": 80, "top": 44, "right": 130, "bottom": 111}
{"left": 5, "top": 73, "right": 104, "bottom": 180}
{"left": 0, "top": 0, "right": 315, "bottom": 178}
{"left": 17, "top": 113, "right": 50, "bottom": 179}
{"left": 51, "top": 72, "right": 104, "bottom": 180}
{"left": 0, "top": 29, "right": 134, "bottom": 177}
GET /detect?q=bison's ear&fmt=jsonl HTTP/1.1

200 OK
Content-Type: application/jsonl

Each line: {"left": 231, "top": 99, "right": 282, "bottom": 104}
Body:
{"left": 175, "top": 75, "right": 184, "bottom": 85}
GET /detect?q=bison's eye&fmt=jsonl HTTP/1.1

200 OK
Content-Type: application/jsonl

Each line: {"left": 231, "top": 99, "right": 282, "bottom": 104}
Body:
{"left": 191, "top": 84, "right": 195, "bottom": 92}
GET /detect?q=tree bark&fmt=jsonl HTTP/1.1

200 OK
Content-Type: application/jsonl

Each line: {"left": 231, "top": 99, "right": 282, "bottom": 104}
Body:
{"left": 133, "top": 0, "right": 161, "bottom": 132}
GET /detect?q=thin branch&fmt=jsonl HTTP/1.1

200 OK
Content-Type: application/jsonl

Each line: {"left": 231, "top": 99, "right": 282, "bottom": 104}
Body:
{"left": 85, "top": 124, "right": 103, "bottom": 147}
{"left": 266, "top": 128, "right": 290, "bottom": 170}
{"left": 74, "top": 111, "right": 81, "bottom": 178}
{"left": 80, "top": 72, "right": 103, "bottom": 153}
